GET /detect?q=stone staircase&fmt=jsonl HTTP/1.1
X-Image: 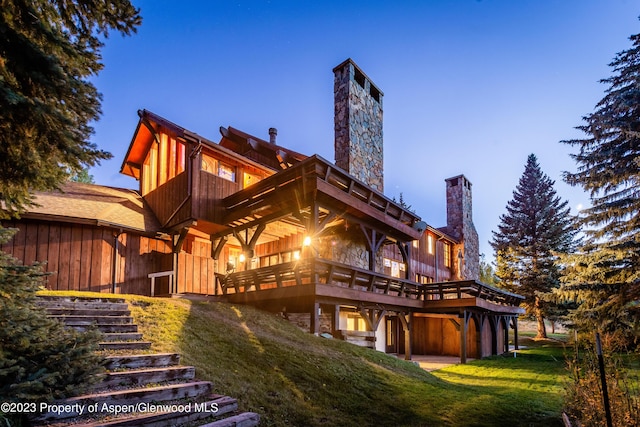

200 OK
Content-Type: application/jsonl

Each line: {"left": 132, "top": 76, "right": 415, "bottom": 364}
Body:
{"left": 35, "top": 295, "right": 259, "bottom": 427}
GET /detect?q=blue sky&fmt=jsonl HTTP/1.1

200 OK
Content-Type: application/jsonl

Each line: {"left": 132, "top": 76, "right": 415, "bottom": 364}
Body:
{"left": 89, "top": 0, "right": 640, "bottom": 262}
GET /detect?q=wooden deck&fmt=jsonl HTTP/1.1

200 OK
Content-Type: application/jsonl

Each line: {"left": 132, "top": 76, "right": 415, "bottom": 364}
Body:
{"left": 218, "top": 259, "right": 524, "bottom": 315}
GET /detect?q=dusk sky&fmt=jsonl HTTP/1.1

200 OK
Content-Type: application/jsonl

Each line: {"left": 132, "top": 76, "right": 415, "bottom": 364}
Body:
{"left": 89, "top": 0, "right": 640, "bottom": 262}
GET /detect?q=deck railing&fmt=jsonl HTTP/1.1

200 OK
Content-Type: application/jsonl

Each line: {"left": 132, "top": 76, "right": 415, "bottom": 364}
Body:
{"left": 217, "top": 259, "right": 523, "bottom": 307}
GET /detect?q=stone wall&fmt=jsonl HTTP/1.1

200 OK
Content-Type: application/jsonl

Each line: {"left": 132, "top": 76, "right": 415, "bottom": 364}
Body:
{"left": 334, "top": 59, "right": 384, "bottom": 192}
{"left": 316, "top": 227, "right": 383, "bottom": 273}
{"left": 445, "top": 175, "right": 480, "bottom": 280}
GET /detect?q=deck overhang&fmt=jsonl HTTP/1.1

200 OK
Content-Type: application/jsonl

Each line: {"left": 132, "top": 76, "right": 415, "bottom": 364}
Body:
{"left": 218, "top": 155, "right": 423, "bottom": 243}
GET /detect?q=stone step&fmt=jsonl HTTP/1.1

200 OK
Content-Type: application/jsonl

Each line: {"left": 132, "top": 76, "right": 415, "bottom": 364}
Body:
{"left": 97, "top": 366, "right": 196, "bottom": 390}
{"left": 200, "top": 412, "right": 260, "bottom": 427}
{"left": 37, "top": 300, "right": 131, "bottom": 311}
{"left": 50, "top": 315, "right": 133, "bottom": 325}
{"left": 68, "top": 395, "right": 238, "bottom": 427}
{"left": 101, "top": 333, "right": 144, "bottom": 342}
{"left": 38, "top": 381, "right": 213, "bottom": 421}
{"left": 37, "top": 295, "right": 126, "bottom": 304}
{"left": 43, "top": 307, "right": 132, "bottom": 316}
{"left": 105, "top": 353, "right": 180, "bottom": 370}
{"left": 99, "top": 341, "right": 152, "bottom": 351}
{"left": 71, "top": 323, "right": 139, "bottom": 333}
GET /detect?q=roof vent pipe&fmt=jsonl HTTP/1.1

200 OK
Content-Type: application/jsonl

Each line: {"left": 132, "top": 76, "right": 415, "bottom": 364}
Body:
{"left": 269, "top": 127, "right": 277, "bottom": 144}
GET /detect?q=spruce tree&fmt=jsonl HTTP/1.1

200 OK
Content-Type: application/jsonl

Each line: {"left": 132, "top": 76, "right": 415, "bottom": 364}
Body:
{"left": 558, "top": 26, "right": 640, "bottom": 336}
{"left": 491, "top": 154, "right": 577, "bottom": 338}
{"left": 0, "top": 0, "right": 141, "bottom": 218}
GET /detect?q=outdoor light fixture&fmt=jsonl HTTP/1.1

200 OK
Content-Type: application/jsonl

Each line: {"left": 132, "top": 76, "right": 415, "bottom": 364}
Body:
{"left": 303, "top": 236, "right": 312, "bottom": 246}
{"left": 239, "top": 253, "right": 246, "bottom": 263}
{"left": 293, "top": 250, "right": 300, "bottom": 260}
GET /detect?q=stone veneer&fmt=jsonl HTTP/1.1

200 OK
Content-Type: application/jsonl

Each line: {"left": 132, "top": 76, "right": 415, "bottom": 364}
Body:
{"left": 445, "top": 175, "right": 480, "bottom": 280}
{"left": 316, "top": 228, "right": 384, "bottom": 274}
{"left": 333, "top": 59, "right": 384, "bottom": 193}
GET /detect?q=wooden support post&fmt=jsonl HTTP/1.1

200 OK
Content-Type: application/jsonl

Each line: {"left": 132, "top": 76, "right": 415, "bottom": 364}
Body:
{"left": 460, "top": 310, "right": 469, "bottom": 364}
{"left": 332, "top": 305, "right": 340, "bottom": 337}
{"left": 310, "top": 302, "right": 320, "bottom": 335}
{"left": 503, "top": 318, "right": 510, "bottom": 354}
{"left": 398, "top": 312, "right": 412, "bottom": 361}
{"left": 476, "top": 314, "right": 484, "bottom": 359}
{"left": 513, "top": 316, "right": 519, "bottom": 351}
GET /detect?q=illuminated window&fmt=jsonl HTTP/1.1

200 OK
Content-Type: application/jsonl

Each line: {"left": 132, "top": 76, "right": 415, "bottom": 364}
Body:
{"left": 427, "top": 234, "right": 434, "bottom": 254}
{"left": 243, "top": 172, "right": 261, "bottom": 188}
{"left": 443, "top": 242, "right": 451, "bottom": 268}
{"left": 347, "top": 314, "right": 367, "bottom": 331}
{"left": 218, "top": 162, "right": 235, "bottom": 182}
{"left": 412, "top": 240, "right": 419, "bottom": 249}
{"left": 202, "top": 153, "right": 217, "bottom": 174}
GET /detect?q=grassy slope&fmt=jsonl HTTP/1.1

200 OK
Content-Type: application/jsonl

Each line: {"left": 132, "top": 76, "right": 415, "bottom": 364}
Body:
{"left": 41, "top": 291, "right": 567, "bottom": 427}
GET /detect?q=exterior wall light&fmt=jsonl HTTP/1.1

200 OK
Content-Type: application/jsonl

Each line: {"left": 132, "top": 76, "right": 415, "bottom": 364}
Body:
{"left": 303, "top": 236, "right": 312, "bottom": 247}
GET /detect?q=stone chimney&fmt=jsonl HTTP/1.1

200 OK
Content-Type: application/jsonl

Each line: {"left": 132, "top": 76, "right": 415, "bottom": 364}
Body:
{"left": 333, "top": 59, "right": 384, "bottom": 192}
{"left": 269, "top": 127, "right": 277, "bottom": 144}
{"left": 445, "top": 175, "right": 479, "bottom": 280}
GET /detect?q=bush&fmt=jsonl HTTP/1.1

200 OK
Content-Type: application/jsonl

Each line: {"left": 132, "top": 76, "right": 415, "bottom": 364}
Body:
{"left": 564, "top": 332, "right": 640, "bottom": 427}
{"left": 0, "top": 227, "right": 103, "bottom": 425}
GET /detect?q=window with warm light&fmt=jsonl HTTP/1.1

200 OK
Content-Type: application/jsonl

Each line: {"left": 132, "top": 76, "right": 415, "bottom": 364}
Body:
{"left": 427, "top": 234, "right": 434, "bottom": 254}
{"left": 141, "top": 132, "right": 186, "bottom": 195}
{"left": 202, "top": 153, "right": 217, "bottom": 174}
{"left": 443, "top": 242, "right": 451, "bottom": 267}
{"left": 243, "top": 171, "right": 261, "bottom": 189}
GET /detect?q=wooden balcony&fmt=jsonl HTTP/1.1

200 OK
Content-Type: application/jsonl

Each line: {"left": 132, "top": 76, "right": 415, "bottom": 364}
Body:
{"left": 221, "top": 155, "right": 422, "bottom": 242}
{"left": 217, "top": 259, "right": 524, "bottom": 314}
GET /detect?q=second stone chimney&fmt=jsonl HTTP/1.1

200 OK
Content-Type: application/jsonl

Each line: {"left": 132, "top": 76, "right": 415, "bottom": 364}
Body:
{"left": 333, "top": 59, "right": 384, "bottom": 192}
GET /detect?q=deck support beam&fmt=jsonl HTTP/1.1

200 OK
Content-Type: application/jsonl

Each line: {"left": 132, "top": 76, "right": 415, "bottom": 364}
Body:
{"left": 310, "top": 301, "right": 320, "bottom": 335}
{"left": 398, "top": 312, "right": 412, "bottom": 360}
{"left": 460, "top": 310, "right": 471, "bottom": 364}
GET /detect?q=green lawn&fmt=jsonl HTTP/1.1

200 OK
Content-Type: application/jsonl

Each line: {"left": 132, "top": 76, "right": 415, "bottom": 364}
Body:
{"left": 41, "top": 291, "right": 569, "bottom": 426}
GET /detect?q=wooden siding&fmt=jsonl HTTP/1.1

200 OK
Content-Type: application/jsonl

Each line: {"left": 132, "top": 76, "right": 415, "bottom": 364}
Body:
{"left": 176, "top": 253, "right": 216, "bottom": 295}
{"left": 195, "top": 170, "right": 241, "bottom": 222}
{"left": 1, "top": 220, "right": 171, "bottom": 296}
{"left": 144, "top": 171, "right": 190, "bottom": 229}
{"left": 382, "top": 235, "right": 454, "bottom": 282}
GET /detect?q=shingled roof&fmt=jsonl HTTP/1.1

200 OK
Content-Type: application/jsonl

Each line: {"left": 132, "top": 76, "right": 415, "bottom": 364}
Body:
{"left": 22, "top": 182, "right": 163, "bottom": 235}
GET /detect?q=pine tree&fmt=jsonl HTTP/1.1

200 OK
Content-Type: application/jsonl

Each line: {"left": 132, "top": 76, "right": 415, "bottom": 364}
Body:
{"left": 557, "top": 26, "right": 640, "bottom": 337}
{"left": 0, "top": 228, "right": 103, "bottom": 424}
{"left": 491, "top": 154, "right": 578, "bottom": 338}
{"left": 0, "top": 0, "right": 141, "bottom": 218}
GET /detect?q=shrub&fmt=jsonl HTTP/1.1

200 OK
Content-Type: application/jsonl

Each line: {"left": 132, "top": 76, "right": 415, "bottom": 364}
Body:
{"left": 564, "top": 331, "right": 640, "bottom": 427}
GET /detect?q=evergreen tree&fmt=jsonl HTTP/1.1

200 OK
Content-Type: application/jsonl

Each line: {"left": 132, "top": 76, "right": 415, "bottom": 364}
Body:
{"left": 557, "top": 26, "right": 640, "bottom": 337}
{"left": 0, "top": 0, "right": 141, "bottom": 218}
{"left": 491, "top": 154, "right": 577, "bottom": 338}
{"left": 0, "top": 228, "right": 103, "bottom": 424}
{"left": 69, "top": 167, "right": 95, "bottom": 184}
{"left": 479, "top": 253, "right": 497, "bottom": 286}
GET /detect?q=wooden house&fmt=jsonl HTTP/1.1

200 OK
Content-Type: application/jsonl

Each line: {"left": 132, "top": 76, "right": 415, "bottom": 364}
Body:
{"left": 1, "top": 59, "right": 523, "bottom": 363}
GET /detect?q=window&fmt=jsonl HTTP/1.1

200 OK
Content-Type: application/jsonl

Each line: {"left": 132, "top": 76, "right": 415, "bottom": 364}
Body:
{"left": 202, "top": 153, "right": 217, "bottom": 174}
{"left": 347, "top": 314, "right": 367, "bottom": 331}
{"left": 443, "top": 242, "right": 451, "bottom": 268}
{"left": 243, "top": 172, "right": 261, "bottom": 189}
{"left": 412, "top": 240, "right": 419, "bottom": 249}
{"left": 427, "top": 234, "right": 434, "bottom": 254}
{"left": 218, "top": 162, "right": 235, "bottom": 182}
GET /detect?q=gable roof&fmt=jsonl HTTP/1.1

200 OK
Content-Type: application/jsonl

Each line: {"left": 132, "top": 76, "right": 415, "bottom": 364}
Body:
{"left": 219, "top": 126, "right": 307, "bottom": 170}
{"left": 22, "top": 181, "right": 163, "bottom": 235}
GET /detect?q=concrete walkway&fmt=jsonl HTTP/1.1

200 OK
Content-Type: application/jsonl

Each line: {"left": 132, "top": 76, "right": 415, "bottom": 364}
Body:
{"left": 395, "top": 354, "right": 474, "bottom": 371}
